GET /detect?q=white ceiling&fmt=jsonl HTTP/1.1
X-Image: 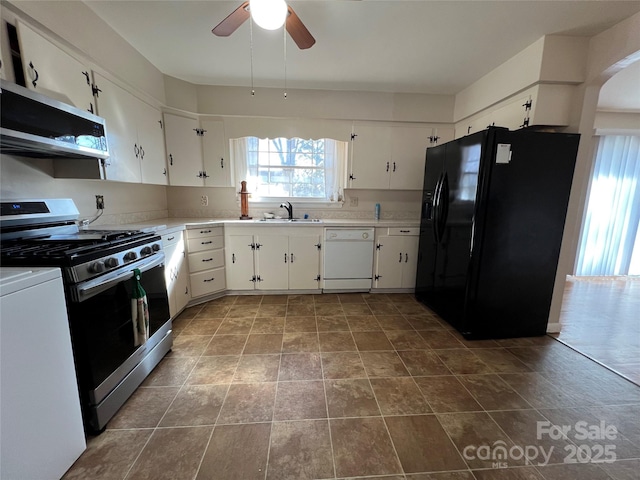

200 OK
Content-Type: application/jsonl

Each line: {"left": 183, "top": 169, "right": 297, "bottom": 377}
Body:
{"left": 84, "top": 0, "right": 640, "bottom": 96}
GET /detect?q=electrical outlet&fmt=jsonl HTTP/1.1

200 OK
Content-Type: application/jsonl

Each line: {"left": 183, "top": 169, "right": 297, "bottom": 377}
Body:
{"left": 349, "top": 196, "right": 358, "bottom": 207}
{"left": 95, "top": 195, "right": 105, "bottom": 210}
{"left": 200, "top": 195, "right": 209, "bottom": 206}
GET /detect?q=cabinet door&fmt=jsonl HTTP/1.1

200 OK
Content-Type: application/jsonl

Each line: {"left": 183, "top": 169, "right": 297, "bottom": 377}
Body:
{"left": 401, "top": 236, "right": 420, "bottom": 288}
{"left": 201, "top": 119, "right": 232, "bottom": 187}
{"left": 164, "top": 113, "right": 204, "bottom": 187}
{"left": 174, "top": 256, "right": 190, "bottom": 312}
{"left": 225, "top": 235, "right": 256, "bottom": 290}
{"left": 289, "top": 235, "right": 321, "bottom": 290}
{"left": 432, "top": 128, "right": 455, "bottom": 145}
{"left": 390, "top": 126, "right": 430, "bottom": 190}
{"left": 374, "top": 235, "right": 404, "bottom": 288}
{"left": 349, "top": 125, "right": 391, "bottom": 189}
{"left": 138, "top": 102, "right": 167, "bottom": 185}
{"left": 489, "top": 96, "right": 529, "bottom": 130}
{"left": 16, "top": 21, "right": 94, "bottom": 111}
{"left": 0, "top": 43, "right": 6, "bottom": 79}
{"left": 256, "top": 235, "right": 289, "bottom": 290}
{"left": 93, "top": 73, "right": 141, "bottom": 183}
{"left": 163, "top": 242, "right": 179, "bottom": 317}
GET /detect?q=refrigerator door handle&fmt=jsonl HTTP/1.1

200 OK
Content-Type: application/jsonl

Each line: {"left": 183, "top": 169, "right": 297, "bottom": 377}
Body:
{"left": 432, "top": 172, "right": 444, "bottom": 243}
{"left": 438, "top": 172, "right": 450, "bottom": 240}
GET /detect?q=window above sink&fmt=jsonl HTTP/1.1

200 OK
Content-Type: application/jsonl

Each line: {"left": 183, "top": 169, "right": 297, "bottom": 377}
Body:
{"left": 231, "top": 136, "right": 348, "bottom": 205}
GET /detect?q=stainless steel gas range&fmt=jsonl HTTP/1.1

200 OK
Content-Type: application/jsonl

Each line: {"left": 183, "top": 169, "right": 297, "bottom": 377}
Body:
{"left": 0, "top": 199, "right": 172, "bottom": 433}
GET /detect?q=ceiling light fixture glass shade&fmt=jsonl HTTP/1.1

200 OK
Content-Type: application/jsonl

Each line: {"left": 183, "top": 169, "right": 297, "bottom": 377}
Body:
{"left": 250, "top": 0, "right": 288, "bottom": 30}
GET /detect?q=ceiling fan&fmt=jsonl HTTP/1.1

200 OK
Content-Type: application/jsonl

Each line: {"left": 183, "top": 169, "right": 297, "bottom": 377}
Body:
{"left": 212, "top": 0, "right": 316, "bottom": 50}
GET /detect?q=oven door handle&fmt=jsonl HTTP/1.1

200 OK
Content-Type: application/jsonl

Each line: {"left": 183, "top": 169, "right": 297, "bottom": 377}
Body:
{"left": 76, "top": 253, "right": 165, "bottom": 302}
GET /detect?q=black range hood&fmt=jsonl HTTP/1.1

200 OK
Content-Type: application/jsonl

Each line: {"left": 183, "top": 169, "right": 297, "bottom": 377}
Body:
{"left": 0, "top": 79, "right": 109, "bottom": 160}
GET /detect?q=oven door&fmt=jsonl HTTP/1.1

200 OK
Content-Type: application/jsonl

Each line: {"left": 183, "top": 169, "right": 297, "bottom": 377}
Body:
{"left": 66, "top": 252, "right": 170, "bottom": 405}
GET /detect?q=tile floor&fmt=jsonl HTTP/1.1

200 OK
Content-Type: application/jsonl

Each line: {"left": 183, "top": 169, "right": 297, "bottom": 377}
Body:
{"left": 556, "top": 276, "right": 640, "bottom": 385}
{"left": 63, "top": 293, "right": 640, "bottom": 480}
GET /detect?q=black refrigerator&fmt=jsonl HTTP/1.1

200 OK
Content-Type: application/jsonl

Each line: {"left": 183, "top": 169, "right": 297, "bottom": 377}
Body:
{"left": 415, "top": 127, "right": 580, "bottom": 339}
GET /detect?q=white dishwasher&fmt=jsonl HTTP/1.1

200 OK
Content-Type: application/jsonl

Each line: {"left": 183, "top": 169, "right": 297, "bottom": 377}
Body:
{"left": 323, "top": 228, "right": 375, "bottom": 291}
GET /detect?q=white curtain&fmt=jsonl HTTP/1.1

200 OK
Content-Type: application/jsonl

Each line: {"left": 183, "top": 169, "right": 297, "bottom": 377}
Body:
{"left": 576, "top": 135, "right": 640, "bottom": 275}
{"left": 324, "top": 139, "right": 347, "bottom": 202}
{"left": 231, "top": 137, "right": 249, "bottom": 198}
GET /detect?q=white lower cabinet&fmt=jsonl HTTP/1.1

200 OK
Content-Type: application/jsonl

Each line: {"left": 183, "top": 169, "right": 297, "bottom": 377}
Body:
{"left": 225, "top": 227, "right": 321, "bottom": 291}
{"left": 162, "top": 231, "right": 189, "bottom": 318}
{"left": 373, "top": 227, "right": 419, "bottom": 290}
{"left": 186, "top": 227, "right": 226, "bottom": 298}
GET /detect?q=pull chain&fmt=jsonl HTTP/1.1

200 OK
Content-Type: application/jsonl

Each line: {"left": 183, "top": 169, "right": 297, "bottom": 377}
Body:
{"left": 250, "top": 15, "right": 255, "bottom": 96}
{"left": 283, "top": 26, "right": 287, "bottom": 99}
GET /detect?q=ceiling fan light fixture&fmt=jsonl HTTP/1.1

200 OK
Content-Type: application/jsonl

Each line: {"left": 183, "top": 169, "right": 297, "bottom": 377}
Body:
{"left": 250, "top": 0, "right": 287, "bottom": 30}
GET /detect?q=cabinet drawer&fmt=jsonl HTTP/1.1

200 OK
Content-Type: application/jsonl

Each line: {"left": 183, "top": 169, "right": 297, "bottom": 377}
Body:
{"left": 188, "top": 249, "right": 225, "bottom": 273}
{"left": 187, "top": 227, "right": 223, "bottom": 239}
{"left": 187, "top": 235, "right": 224, "bottom": 253}
{"left": 190, "top": 267, "right": 226, "bottom": 298}
{"left": 161, "top": 232, "right": 182, "bottom": 248}
{"left": 387, "top": 227, "right": 419, "bottom": 236}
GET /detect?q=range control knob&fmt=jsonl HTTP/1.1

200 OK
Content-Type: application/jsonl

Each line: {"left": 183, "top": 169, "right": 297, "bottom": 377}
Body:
{"left": 140, "top": 246, "right": 152, "bottom": 255}
{"left": 152, "top": 243, "right": 161, "bottom": 252}
{"left": 104, "top": 257, "right": 119, "bottom": 268}
{"left": 123, "top": 251, "right": 137, "bottom": 262}
{"left": 89, "top": 261, "right": 105, "bottom": 273}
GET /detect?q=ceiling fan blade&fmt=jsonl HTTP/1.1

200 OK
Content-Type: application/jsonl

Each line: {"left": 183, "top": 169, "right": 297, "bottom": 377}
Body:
{"left": 286, "top": 6, "right": 315, "bottom": 50}
{"left": 212, "top": 1, "right": 250, "bottom": 37}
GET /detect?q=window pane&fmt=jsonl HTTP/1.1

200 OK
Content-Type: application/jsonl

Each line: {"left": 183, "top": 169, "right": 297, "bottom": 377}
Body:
{"left": 243, "top": 136, "right": 343, "bottom": 200}
{"left": 269, "top": 168, "right": 290, "bottom": 183}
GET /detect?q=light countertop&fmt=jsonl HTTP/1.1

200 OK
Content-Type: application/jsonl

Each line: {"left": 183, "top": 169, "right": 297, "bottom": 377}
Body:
{"left": 97, "top": 217, "right": 420, "bottom": 235}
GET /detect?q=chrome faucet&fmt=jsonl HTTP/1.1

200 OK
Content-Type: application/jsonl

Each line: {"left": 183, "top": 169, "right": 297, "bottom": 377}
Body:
{"left": 280, "top": 201, "right": 293, "bottom": 220}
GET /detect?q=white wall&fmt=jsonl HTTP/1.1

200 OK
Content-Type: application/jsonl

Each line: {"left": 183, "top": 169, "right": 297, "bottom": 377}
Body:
{"left": 547, "top": 11, "right": 640, "bottom": 331}
{"left": 166, "top": 186, "right": 421, "bottom": 222}
{"left": 192, "top": 85, "right": 454, "bottom": 123}
{"left": 454, "top": 35, "right": 589, "bottom": 123}
{"left": 0, "top": 155, "right": 168, "bottom": 223}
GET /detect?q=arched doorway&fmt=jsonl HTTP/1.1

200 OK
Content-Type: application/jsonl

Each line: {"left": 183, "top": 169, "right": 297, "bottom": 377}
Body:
{"left": 554, "top": 50, "right": 640, "bottom": 385}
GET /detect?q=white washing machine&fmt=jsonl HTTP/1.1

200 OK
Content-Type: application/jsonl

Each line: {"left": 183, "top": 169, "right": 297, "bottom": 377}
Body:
{"left": 1, "top": 267, "right": 86, "bottom": 479}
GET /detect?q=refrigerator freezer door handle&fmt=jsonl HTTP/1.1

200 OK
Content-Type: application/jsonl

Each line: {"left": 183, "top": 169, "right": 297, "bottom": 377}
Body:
{"left": 438, "top": 172, "right": 450, "bottom": 240}
{"left": 433, "top": 173, "right": 444, "bottom": 243}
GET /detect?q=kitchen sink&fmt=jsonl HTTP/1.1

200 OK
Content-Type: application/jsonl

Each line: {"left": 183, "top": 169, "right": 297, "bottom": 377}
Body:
{"left": 258, "top": 218, "right": 323, "bottom": 223}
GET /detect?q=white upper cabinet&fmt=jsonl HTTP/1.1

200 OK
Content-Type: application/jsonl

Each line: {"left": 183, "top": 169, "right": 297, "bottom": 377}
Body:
{"left": 163, "top": 113, "right": 204, "bottom": 187}
{"left": 16, "top": 20, "right": 94, "bottom": 112}
{"left": 201, "top": 119, "right": 232, "bottom": 187}
{"left": 456, "top": 85, "right": 574, "bottom": 138}
{"left": 94, "top": 73, "right": 140, "bottom": 182}
{"left": 349, "top": 125, "right": 393, "bottom": 189}
{"left": 94, "top": 73, "right": 167, "bottom": 184}
{"left": 164, "top": 115, "right": 230, "bottom": 187}
{"left": 349, "top": 124, "right": 449, "bottom": 190}
{"left": 389, "top": 125, "right": 431, "bottom": 190}
{"left": 137, "top": 101, "right": 167, "bottom": 185}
